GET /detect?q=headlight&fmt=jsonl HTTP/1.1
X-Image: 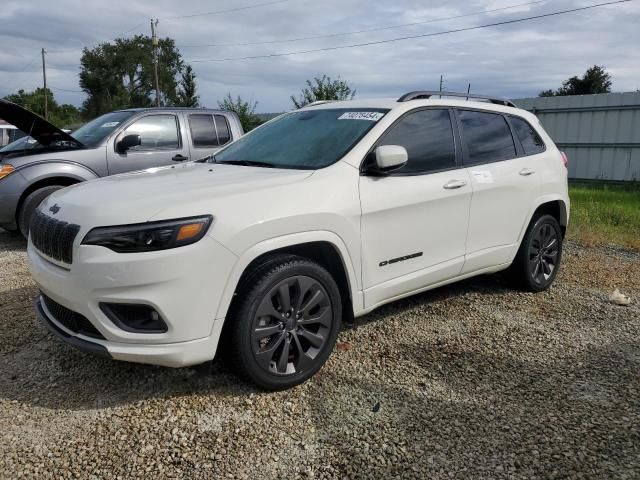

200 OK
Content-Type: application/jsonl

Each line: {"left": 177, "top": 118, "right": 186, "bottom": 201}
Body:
{"left": 82, "top": 215, "right": 213, "bottom": 253}
{"left": 0, "top": 164, "right": 15, "bottom": 180}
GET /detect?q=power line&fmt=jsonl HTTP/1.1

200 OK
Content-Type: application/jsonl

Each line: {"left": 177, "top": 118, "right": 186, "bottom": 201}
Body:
{"left": 188, "top": 0, "right": 632, "bottom": 63}
{"left": 178, "top": 0, "right": 549, "bottom": 48}
{"left": 50, "top": 85, "right": 84, "bottom": 93}
{"left": 1, "top": 57, "right": 40, "bottom": 96}
{"left": 164, "top": 0, "right": 298, "bottom": 20}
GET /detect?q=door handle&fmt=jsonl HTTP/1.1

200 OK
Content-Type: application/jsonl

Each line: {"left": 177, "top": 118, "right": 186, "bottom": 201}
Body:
{"left": 519, "top": 168, "right": 535, "bottom": 176}
{"left": 172, "top": 154, "right": 189, "bottom": 162}
{"left": 443, "top": 179, "right": 467, "bottom": 190}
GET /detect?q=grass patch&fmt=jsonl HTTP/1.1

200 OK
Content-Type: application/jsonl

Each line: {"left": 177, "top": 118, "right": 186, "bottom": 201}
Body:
{"left": 568, "top": 182, "right": 640, "bottom": 250}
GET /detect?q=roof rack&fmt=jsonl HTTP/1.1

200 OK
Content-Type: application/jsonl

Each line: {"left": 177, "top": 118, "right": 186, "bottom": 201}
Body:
{"left": 398, "top": 90, "right": 517, "bottom": 108}
{"left": 304, "top": 100, "right": 336, "bottom": 108}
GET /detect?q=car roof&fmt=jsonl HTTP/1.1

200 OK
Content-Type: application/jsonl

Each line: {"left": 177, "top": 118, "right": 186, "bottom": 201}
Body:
{"left": 300, "top": 97, "right": 536, "bottom": 121}
{"left": 114, "top": 107, "right": 233, "bottom": 114}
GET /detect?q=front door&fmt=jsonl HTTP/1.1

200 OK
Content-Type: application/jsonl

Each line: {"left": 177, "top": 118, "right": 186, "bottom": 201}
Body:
{"left": 359, "top": 108, "right": 472, "bottom": 309}
{"left": 107, "top": 113, "right": 189, "bottom": 175}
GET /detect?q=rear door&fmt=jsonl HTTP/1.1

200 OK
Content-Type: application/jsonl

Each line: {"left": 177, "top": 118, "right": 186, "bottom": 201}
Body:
{"left": 185, "top": 112, "right": 234, "bottom": 160}
{"left": 359, "top": 108, "right": 472, "bottom": 308}
{"left": 456, "top": 109, "right": 543, "bottom": 273}
{"left": 107, "top": 113, "right": 189, "bottom": 174}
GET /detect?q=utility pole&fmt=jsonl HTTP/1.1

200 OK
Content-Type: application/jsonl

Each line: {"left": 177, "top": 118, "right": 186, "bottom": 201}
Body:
{"left": 150, "top": 19, "right": 160, "bottom": 107}
{"left": 439, "top": 74, "right": 444, "bottom": 92}
{"left": 466, "top": 83, "right": 471, "bottom": 100}
{"left": 41, "top": 48, "right": 48, "bottom": 120}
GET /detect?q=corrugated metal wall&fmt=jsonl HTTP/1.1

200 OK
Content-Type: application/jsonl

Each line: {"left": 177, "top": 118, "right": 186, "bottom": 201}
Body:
{"left": 514, "top": 92, "right": 640, "bottom": 182}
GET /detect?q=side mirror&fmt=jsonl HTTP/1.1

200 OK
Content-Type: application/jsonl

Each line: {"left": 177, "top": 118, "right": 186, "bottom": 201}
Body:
{"left": 368, "top": 145, "right": 407, "bottom": 174}
{"left": 116, "top": 134, "right": 141, "bottom": 153}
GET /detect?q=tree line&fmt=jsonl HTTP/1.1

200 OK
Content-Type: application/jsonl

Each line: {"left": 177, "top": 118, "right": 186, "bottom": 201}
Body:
{"left": 1, "top": 30, "right": 615, "bottom": 132}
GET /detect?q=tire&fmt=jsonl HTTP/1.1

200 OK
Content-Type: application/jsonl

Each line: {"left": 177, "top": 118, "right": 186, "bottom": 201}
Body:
{"left": 18, "top": 185, "right": 64, "bottom": 238}
{"left": 228, "top": 254, "right": 342, "bottom": 390}
{"left": 511, "top": 214, "right": 563, "bottom": 292}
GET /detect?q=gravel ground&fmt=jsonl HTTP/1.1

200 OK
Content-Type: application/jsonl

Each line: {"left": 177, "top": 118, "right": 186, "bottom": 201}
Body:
{"left": 0, "top": 228, "right": 638, "bottom": 479}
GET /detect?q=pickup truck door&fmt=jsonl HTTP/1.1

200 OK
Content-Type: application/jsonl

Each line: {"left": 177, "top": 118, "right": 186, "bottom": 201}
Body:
{"left": 183, "top": 112, "right": 235, "bottom": 160}
{"left": 107, "top": 112, "right": 190, "bottom": 175}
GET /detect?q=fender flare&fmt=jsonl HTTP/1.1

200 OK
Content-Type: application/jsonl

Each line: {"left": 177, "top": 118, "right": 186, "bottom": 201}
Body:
{"left": 16, "top": 160, "right": 100, "bottom": 185}
{"left": 214, "top": 230, "right": 362, "bottom": 320}
{"left": 517, "top": 194, "right": 569, "bottom": 243}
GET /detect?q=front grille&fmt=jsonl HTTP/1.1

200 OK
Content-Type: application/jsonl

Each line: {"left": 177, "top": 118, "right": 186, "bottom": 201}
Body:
{"left": 30, "top": 209, "right": 80, "bottom": 264}
{"left": 41, "top": 294, "right": 105, "bottom": 339}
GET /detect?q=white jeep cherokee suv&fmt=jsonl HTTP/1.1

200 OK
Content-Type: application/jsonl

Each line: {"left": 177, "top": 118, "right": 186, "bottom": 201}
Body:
{"left": 28, "top": 91, "right": 569, "bottom": 390}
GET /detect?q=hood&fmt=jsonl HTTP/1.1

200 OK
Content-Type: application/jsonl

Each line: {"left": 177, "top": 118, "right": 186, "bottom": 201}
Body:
{"left": 0, "top": 99, "right": 83, "bottom": 147}
{"left": 39, "top": 162, "right": 314, "bottom": 227}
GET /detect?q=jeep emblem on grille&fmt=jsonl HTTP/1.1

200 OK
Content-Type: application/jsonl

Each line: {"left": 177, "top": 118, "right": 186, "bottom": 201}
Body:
{"left": 49, "top": 204, "right": 61, "bottom": 214}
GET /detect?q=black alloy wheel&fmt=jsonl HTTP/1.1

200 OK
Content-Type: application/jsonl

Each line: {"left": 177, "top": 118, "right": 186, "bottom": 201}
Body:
{"left": 228, "top": 255, "right": 342, "bottom": 390}
{"left": 528, "top": 222, "right": 560, "bottom": 287}
{"left": 251, "top": 275, "right": 332, "bottom": 376}
{"left": 511, "top": 213, "right": 563, "bottom": 292}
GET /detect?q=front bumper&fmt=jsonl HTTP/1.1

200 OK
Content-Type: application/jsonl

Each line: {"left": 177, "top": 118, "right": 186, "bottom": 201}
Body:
{"left": 28, "top": 235, "right": 238, "bottom": 367}
{"left": 35, "top": 294, "right": 222, "bottom": 367}
{"left": 0, "top": 191, "right": 20, "bottom": 228}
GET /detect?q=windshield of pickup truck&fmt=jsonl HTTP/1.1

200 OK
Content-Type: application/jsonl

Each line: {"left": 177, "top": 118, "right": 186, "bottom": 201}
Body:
{"left": 70, "top": 111, "right": 136, "bottom": 148}
{"left": 212, "top": 108, "right": 389, "bottom": 169}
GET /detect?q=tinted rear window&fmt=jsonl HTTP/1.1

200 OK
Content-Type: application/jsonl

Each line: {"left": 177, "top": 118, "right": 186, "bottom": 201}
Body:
{"left": 214, "top": 115, "right": 231, "bottom": 145}
{"left": 189, "top": 114, "right": 218, "bottom": 147}
{"left": 458, "top": 110, "right": 516, "bottom": 164}
{"left": 510, "top": 116, "right": 545, "bottom": 155}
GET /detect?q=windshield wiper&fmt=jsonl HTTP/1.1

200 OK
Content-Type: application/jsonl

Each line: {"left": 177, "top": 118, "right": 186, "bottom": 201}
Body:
{"left": 215, "top": 159, "right": 277, "bottom": 168}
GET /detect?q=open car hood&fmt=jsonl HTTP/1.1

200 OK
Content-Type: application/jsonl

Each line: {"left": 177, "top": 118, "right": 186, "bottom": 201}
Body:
{"left": 0, "top": 99, "right": 83, "bottom": 148}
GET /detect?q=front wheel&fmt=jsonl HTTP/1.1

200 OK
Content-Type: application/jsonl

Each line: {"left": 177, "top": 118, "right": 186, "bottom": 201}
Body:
{"left": 229, "top": 255, "right": 342, "bottom": 390}
{"left": 18, "top": 185, "right": 64, "bottom": 238}
{"left": 511, "top": 214, "right": 563, "bottom": 292}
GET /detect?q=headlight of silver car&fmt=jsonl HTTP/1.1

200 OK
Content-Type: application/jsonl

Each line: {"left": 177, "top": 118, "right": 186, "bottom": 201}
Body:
{"left": 82, "top": 215, "right": 213, "bottom": 253}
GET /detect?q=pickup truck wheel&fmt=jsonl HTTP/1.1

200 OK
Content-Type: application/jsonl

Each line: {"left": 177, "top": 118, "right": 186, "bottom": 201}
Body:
{"left": 18, "top": 185, "right": 64, "bottom": 238}
{"left": 229, "top": 255, "right": 342, "bottom": 390}
{"left": 511, "top": 214, "right": 563, "bottom": 292}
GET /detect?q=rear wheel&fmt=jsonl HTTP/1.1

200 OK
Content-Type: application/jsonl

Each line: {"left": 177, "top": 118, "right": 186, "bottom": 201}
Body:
{"left": 229, "top": 255, "right": 342, "bottom": 390}
{"left": 511, "top": 214, "right": 563, "bottom": 292}
{"left": 18, "top": 185, "right": 63, "bottom": 238}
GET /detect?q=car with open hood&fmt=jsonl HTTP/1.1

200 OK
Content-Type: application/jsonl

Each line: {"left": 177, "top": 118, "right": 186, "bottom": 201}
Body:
{"left": 0, "top": 99, "right": 243, "bottom": 236}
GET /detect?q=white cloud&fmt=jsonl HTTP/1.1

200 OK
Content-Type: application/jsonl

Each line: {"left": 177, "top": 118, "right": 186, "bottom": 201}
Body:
{"left": 0, "top": 0, "right": 638, "bottom": 112}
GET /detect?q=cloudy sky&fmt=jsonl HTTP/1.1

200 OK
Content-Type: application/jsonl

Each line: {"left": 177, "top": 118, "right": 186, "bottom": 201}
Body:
{"left": 0, "top": 0, "right": 638, "bottom": 112}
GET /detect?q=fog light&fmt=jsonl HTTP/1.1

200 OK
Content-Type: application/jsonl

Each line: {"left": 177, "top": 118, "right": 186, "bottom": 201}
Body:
{"left": 100, "top": 303, "right": 168, "bottom": 333}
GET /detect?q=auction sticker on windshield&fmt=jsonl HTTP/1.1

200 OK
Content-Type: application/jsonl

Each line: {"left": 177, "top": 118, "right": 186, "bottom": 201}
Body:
{"left": 338, "top": 112, "right": 385, "bottom": 121}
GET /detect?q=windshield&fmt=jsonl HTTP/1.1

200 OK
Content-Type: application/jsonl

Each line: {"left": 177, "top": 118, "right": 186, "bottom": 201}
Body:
{"left": 213, "top": 108, "right": 388, "bottom": 169}
{"left": 0, "top": 136, "right": 41, "bottom": 153}
{"left": 70, "top": 111, "right": 136, "bottom": 148}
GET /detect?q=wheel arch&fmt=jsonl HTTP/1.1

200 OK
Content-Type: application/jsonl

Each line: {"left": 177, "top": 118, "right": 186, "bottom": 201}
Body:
{"left": 215, "top": 232, "right": 362, "bottom": 323}
{"left": 520, "top": 196, "right": 569, "bottom": 242}
{"left": 15, "top": 162, "right": 99, "bottom": 222}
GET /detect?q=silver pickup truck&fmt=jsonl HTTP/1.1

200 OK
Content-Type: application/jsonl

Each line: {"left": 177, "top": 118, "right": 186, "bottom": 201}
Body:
{"left": 0, "top": 100, "right": 243, "bottom": 236}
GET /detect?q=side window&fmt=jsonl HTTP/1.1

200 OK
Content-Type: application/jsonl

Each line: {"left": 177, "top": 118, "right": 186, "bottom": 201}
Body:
{"left": 510, "top": 116, "right": 545, "bottom": 155}
{"left": 189, "top": 114, "right": 218, "bottom": 147}
{"left": 378, "top": 109, "right": 456, "bottom": 174}
{"left": 214, "top": 115, "right": 231, "bottom": 145}
{"left": 458, "top": 110, "right": 516, "bottom": 164}
{"left": 123, "top": 115, "right": 180, "bottom": 150}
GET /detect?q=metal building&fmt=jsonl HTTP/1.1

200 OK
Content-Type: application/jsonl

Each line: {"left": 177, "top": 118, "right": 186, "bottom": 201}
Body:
{"left": 514, "top": 92, "right": 640, "bottom": 182}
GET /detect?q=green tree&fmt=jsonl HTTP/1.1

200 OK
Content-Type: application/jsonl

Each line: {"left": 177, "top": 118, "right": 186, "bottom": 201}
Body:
{"left": 3, "top": 88, "right": 81, "bottom": 128}
{"left": 175, "top": 65, "right": 199, "bottom": 107}
{"left": 217, "top": 93, "right": 260, "bottom": 132}
{"left": 79, "top": 35, "right": 189, "bottom": 117}
{"left": 539, "top": 65, "right": 612, "bottom": 97}
{"left": 291, "top": 75, "right": 356, "bottom": 108}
